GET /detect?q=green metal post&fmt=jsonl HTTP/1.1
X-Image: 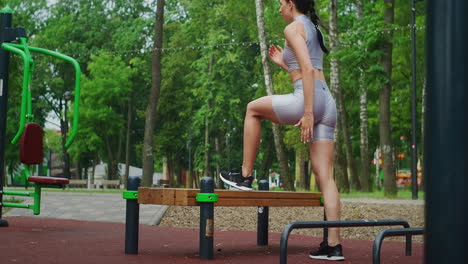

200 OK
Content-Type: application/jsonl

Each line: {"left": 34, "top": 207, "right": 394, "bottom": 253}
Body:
{"left": 0, "top": 43, "right": 31, "bottom": 144}
{"left": 32, "top": 184, "right": 41, "bottom": 215}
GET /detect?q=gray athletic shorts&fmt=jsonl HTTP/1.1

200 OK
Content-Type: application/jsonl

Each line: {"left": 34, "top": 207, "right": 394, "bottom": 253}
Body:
{"left": 272, "top": 79, "right": 337, "bottom": 141}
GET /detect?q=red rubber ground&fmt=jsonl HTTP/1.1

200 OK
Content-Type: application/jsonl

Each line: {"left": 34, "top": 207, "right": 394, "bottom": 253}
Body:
{"left": 0, "top": 216, "right": 423, "bottom": 264}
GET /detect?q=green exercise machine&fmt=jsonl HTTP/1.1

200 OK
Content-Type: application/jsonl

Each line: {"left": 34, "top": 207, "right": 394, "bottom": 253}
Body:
{"left": 0, "top": 7, "right": 81, "bottom": 226}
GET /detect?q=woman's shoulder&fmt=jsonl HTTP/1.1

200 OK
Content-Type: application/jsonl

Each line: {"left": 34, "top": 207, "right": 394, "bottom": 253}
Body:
{"left": 284, "top": 21, "right": 306, "bottom": 39}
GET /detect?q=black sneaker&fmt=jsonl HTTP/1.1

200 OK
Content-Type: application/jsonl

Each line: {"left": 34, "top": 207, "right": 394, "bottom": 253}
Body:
{"left": 219, "top": 169, "right": 253, "bottom": 190}
{"left": 309, "top": 241, "right": 345, "bottom": 261}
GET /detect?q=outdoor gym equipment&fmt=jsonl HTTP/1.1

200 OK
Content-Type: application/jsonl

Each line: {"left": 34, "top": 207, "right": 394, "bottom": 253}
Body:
{"left": 123, "top": 176, "right": 326, "bottom": 259}
{"left": 372, "top": 227, "right": 424, "bottom": 264}
{"left": 279, "top": 219, "right": 414, "bottom": 264}
{"left": 0, "top": 7, "right": 81, "bottom": 227}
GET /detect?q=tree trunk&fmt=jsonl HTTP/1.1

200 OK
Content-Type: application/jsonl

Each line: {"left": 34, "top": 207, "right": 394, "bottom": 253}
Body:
{"left": 142, "top": 0, "right": 165, "bottom": 187}
{"left": 358, "top": 70, "right": 371, "bottom": 191}
{"left": 215, "top": 137, "right": 222, "bottom": 188}
{"left": 356, "top": 0, "right": 371, "bottom": 192}
{"left": 334, "top": 122, "right": 350, "bottom": 193}
{"left": 309, "top": 163, "right": 316, "bottom": 191}
{"left": 295, "top": 147, "right": 309, "bottom": 190}
{"left": 329, "top": 0, "right": 360, "bottom": 190}
{"left": 380, "top": 0, "right": 397, "bottom": 197}
{"left": 255, "top": 0, "right": 294, "bottom": 191}
{"left": 117, "top": 128, "right": 123, "bottom": 180}
{"left": 168, "top": 158, "right": 175, "bottom": 187}
{"left": 105, "top": 135, "right": 115, "bottom": 180}
{"left": 420, "top": 78, "right": 426, "bottom": 188}
{"left": 260, "top": 134, "right": 274, "bottom": 181}
{"left": 172, "top": 157, "right": 181, "bottom": 187}
{"left": 124, "top": 96, "right": 132, "bottom": 188}
{"left": 204, "top": 102, "right": 210, "bottom": 177}
{"left": 295, "top": 150, "right": 303, "bottom": 189}
{"left": 187, "top": 143, "right": 193, "bottom": 188}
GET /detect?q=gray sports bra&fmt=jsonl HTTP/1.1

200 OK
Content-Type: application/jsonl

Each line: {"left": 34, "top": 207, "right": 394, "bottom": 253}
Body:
{"left": 282, "top": 15, "right": 324, "bottom": 72}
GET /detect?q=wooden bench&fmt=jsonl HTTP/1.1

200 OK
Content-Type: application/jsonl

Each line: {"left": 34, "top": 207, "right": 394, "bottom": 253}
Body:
{"left": 138, "top": 187, "right": 322, "bottom": 206}
{"left": 68, "top": 179, "right": 87, "bottom": 188}
{"left": 124, "top": 177, "right": 324, "bottom": 260}
{"left": 95, "top": 180, "right": 122, "bottom": 189}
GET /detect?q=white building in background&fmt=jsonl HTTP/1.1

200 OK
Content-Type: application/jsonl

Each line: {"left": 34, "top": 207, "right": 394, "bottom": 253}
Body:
{"left": 87, "top": 162, "right": 162, "bottom": 186}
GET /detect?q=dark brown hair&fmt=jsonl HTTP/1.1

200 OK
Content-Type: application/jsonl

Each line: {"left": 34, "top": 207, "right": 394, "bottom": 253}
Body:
{"left": 287, "top": 0, "right": 329, "bottom": 54}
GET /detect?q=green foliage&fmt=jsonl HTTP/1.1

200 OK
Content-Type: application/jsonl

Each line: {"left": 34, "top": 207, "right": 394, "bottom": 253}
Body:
{"left": 69, "top": 54, "right": 133, "bottom": 175}
{"left": 0, "top": 0, "right": 426, "bottom": 190}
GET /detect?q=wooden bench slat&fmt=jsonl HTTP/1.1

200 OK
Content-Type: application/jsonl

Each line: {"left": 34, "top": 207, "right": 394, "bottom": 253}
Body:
{"left": 140, "top": 188, "right": 321, "bottom": 199}
{"left": 138, "top": 187, "right": 322, "bottom": 207}
{"left": 178, "top": 198, "right": 322, "bottom": 207}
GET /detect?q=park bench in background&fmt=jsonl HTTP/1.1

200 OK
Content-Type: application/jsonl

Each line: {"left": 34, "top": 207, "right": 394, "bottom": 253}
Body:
{"left": 67, "top": 179, "right": 122, "bottom": 189}
{"left": 94, "top": 180, "right": 122, "bottom": 189}
{"left": 68, "top": 179, "right": 87, "bottom": 188}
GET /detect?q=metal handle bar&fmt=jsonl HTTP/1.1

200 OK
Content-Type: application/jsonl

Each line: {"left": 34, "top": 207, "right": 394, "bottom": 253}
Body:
{"left": 5, "top": 42, "right": 81, "bottom": 147}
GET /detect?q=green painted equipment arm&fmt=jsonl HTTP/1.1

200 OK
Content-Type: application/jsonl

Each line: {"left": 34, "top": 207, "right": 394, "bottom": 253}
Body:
{"left": 7, "top": 43, "right": 81, "bottom": 147}
{"left": 1, "top": 42, "right": 32, "bottom": 144}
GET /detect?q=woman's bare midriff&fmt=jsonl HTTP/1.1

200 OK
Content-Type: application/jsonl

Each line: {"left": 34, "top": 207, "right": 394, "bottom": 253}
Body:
{"left": 289, "top": 69, "right": 326, "bottom": 83}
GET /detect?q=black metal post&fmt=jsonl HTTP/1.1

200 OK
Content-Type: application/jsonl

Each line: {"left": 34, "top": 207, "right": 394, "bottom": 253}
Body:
{"left": 257, "top": 179, "right": 269, "bottom": 246}
{"left": 0, "top": 7, "right": 12, "bottom": 228}
{"left": 410, "top": 0, "right": 418, "bottom": 200}
{"left": 124, "top": 176, "right": 140, "bottom": 254}
{"left": 323, "top": 208, "right": 328, "bottom": 243}
{"left": 372, "top": 228, "right": 424, "bottom": 264}
{"left": 200, "top": 177, "right": 214, "bottom": 259}
{"left": 425, "top": 1, "right": 468, "bottom": 263}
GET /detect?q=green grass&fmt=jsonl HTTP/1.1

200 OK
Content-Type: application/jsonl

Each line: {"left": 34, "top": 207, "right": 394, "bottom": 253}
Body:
{"left": 340, "top": 189, "right": 425, "bottom": 200}
{"left": 293, "top": 186, "right": 424, "bottom": 200}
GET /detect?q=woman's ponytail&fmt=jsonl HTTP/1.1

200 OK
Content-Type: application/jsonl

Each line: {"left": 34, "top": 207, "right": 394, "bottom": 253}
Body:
{"left": 289, "top": 0, "right": 329, "bottom": 54}
{"left": 307, "top": 1, "right": 329, "bottom": 54}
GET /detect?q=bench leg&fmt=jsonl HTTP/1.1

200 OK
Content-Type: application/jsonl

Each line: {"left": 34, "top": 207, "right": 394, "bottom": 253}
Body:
{"left": 257, "top": 180, "right": 269, "bottom": 246}
{"left": 200, "top": 177, "right": 214, "bottom": 259}
{"left": 125, "top": 176, "right": 140, "bottom": 254}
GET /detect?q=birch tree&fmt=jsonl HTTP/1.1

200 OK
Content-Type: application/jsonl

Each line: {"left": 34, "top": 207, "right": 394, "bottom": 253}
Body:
{"left": 356, "top": 0, "right": 371, "bottom": 191}
{"left": 329, "top": 0, "right": 358, "bottom": 191}
{"left": 255, "top": 0, "right": 294, "bottom": 191}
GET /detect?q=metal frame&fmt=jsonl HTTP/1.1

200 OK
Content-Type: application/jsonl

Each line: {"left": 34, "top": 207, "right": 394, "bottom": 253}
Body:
{"left": 280, "top": 220, "right": 412, "bottom": 264}
{"left": 372, "top": 227, "right": 424, "bottom": 264}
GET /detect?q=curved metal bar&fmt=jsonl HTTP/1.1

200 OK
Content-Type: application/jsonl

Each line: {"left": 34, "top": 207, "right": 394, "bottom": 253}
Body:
{"left": 1, "top": 43, "right": 31, "bottom": 144}
{"left": 19, "top": 38, "right": 34, "bottom": 122}
{"left": 372, "top": 228, "right": 424, "bottom": 264}
{"left": 7, "top": 43, "right": 81, "bottom": 147}
{"left": 279, "top": 219, "right": 411, "bottom": 264}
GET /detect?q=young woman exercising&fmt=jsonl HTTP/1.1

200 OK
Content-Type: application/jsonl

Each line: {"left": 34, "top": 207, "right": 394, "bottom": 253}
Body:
{"left": 220, "top": 0, "right": 344, "bottom": 260}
